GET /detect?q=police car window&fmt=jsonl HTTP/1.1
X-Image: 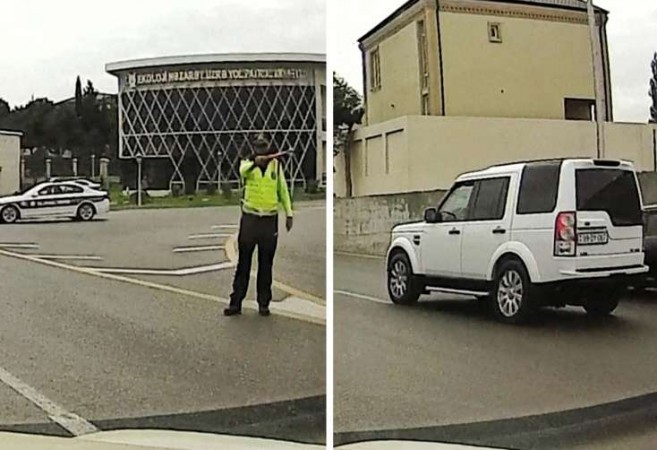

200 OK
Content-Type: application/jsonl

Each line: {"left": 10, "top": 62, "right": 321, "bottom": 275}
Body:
{"left": 61, "top": 184, "right": 83, "bottom": 194}
{"left": 38, "top": 186, "right": 53, "bottom": 196}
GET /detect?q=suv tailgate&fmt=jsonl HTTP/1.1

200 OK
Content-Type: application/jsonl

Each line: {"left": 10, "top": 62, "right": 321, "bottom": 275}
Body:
{"left": 574, "top": 167, "right": 643, "bottom": 261}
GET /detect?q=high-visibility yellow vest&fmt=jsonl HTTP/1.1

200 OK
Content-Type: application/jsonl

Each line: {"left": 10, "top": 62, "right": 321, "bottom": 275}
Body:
{"left": 240, "top": 159, "right": 293, "bottom": 217}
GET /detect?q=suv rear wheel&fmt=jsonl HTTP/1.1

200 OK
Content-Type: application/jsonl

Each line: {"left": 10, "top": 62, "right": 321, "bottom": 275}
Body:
{"left": 387, "top": 251, "right": 421, "bottom": 305}
{"left": 491, "top": 259, "right": 536, "bottom": 324}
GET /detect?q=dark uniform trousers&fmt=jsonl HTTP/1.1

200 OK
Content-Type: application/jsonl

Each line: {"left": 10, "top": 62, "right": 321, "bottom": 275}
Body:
{"left": 229, "top": 212, "right": 278, "bottom": 309}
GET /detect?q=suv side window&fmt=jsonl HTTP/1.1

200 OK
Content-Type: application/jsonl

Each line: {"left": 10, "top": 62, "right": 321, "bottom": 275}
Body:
{"left": 438, "top": 182, "right": 474, "bottom": 222}
{"left": 470, "top": 177, "right": 510, "bottom": 221}
{"left": 517, "top": 162, "right": 561, "bottom": 214}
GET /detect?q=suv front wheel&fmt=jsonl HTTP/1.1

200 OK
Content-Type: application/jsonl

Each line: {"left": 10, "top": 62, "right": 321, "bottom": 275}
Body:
{"left": 387, "top": 251, "right": 421, "bottom": 305}
{"left": 491, "top": 260, "right": 536, "bottom": 324}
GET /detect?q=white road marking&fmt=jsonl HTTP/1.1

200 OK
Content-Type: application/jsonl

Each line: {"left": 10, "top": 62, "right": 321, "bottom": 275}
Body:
{"left": 211, "top": 224, "right": 239, "bottom": 230}
{"left": 32, "top": 255, "right": 103, "bottom": 261}
{"left": 224, "top": 233, "right": 238, "bottom": 263}
{"left": 0, "top": 249, "right": 324, "bottom": 325}
{"left": 334, "top": 289, "right": 390, "bottom": 304}
{"left": 173, "top": 245, "right": 223, "bottom": 253}
{"left": 334, "top": 251, "right": 384, "bottom": 260}
{"left": 188, "top": 233, "right": 232, "bottom": 240}
{"left": 0, "top": 243, "right": 39, "bottom": 250}
{"left": 273, "top": 296, "right": 326, "bottom": 323}
{"left": 0, "top": 365, "right": 97, "bottom": 436}
{"left": 88, "top": 262, "right": 235, "bottom": 276}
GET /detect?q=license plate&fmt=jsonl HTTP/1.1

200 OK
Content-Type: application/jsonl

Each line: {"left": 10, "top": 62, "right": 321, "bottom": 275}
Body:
{"left": 578, "top": 231, "right": 608, "bottom": 245}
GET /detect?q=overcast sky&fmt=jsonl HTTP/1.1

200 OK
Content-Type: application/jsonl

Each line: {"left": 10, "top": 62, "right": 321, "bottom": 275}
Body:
{"left": 0, "top": 0, "right": 325, "bottom": 107}
{"left": 330, "top": 0, "right": 657, "bottom": 123}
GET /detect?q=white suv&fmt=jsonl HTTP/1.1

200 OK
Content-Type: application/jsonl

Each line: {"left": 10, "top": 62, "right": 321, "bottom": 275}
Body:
{"left": 386, "top": 159, "right": 648, "bottom": 323}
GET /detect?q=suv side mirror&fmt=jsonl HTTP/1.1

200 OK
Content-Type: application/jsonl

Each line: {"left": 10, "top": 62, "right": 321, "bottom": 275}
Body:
{"left": 424, "top": 207, "right": 441, "bottom": 223}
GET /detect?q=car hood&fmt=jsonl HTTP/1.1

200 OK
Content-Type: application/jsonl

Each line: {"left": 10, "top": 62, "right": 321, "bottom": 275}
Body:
{"left": 0, "top": 430, "right": 324, "bottom": 449}
{"left": 0, "top": 430, "right": 501, "bottom": 449}
{"left": 392, "top": 221, "right": 425, "bottom": 234}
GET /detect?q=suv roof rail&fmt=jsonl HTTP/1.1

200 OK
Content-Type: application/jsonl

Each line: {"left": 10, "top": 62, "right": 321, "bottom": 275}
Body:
{"left": 484, "top": 158, "right": 571, "bottom": 170}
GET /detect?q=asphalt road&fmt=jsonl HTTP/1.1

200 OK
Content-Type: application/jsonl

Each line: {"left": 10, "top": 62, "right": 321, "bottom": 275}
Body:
{"left": 334, "top": 253, "right": 657, "bottom": 449}
{"left": 0, "top": 206, "right": 325, "bottom": 444}
{"left": 1, "top": 202, "right": 325, "bottom": 302}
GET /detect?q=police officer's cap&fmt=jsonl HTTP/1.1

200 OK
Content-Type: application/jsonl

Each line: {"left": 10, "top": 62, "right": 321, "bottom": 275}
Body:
{"left": 253, "top": 134, "right": 270, "bottom": 150}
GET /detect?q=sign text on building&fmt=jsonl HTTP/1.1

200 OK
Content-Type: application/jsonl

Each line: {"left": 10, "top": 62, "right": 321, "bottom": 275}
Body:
{"left": 127, "top": 68, "right": 307, "bottom": 87}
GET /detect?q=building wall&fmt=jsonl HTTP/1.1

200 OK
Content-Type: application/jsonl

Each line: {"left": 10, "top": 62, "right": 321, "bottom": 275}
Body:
{"left": 335, "top": 116, "right": 657, "bottom": 198}
{"left": 365, "top": 15, "right": 424, "bottom": 125}
{"left": 360, "top": 0, "right": 609, "bottom": 125}
{"left": 0, "top": 132, "right": 21, "bottom": 196}
{"left": 440, "top": 10, "right": 595, "bottom": 119}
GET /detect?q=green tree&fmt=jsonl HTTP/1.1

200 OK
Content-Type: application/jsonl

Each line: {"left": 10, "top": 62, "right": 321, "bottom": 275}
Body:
{"left": 651, "top": 52, "right": 657, "bottom": 123}
{"left": 0, "top": 98, "right": 9, "bottom": 119}
{"left": 333, "top": 72, "right": 364, "bottom": 197}
{"left": 75, "top": 76, "right": 83, "bottom": 118}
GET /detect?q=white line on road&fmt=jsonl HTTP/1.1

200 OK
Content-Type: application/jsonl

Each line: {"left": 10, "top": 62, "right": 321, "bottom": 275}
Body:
{"left": 88, "top": 262, "right": 235, "bottom": 276}
{"left": 334, "top": 289, "right": 390, "bottom": 304}
{"left": 0, "top": 249, "right": 324, "bottom": 325}
{"left": 273, "top": 296, "right": 326, "bottom": 323}
{"left": 0, "top": 365, "right": 97, "bottom": 436}
{"left": 188, "top": 233, "right": 232, "bottom": 240}
{"left": 211, "top": 225, "right": 239, "bottom": 230}
{"left": 173, "top": 245, "right": 223, "bottom": 253}
{"left": 0, "top": 243, "right": 39, "bottom": 250}
{"left": 32, "top": 255, "right": 103, "bottom": 261}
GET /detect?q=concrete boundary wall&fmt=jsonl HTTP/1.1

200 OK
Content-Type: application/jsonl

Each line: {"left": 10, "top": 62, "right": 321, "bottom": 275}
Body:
{"left": 334, "top": 189, "right": 446, "bottom": 256}
{"left": 335, "top": 115, "right": 657, "bottom": 198}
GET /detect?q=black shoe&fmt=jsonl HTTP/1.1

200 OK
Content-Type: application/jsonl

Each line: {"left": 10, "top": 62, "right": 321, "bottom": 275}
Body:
{"left": 223, "top": 307, "right": 241, "bottom": 316}
{"left": 258, "top": 307, "right": 271, "bottom": 317}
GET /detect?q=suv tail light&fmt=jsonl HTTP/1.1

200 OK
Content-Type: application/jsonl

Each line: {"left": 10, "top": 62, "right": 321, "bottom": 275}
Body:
{"left": 555, "top": 211, "right": 577, "bottom": 257}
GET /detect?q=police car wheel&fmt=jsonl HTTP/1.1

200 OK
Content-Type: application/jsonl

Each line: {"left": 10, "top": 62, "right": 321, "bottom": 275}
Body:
{"left": 76, "top": 204, "right": 96, "bottom": 222}
{"left": 1, "top": 205, "right": 19, "bottom": 224}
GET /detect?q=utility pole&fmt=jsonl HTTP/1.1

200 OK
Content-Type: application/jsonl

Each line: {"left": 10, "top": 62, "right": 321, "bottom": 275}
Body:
{"left": 587, "top": 0, "right": 606, "bottom": 159}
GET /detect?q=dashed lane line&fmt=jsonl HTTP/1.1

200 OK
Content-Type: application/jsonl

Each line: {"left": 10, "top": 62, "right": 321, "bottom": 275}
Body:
{"left": 0, "top": 365, "right": 97, "bottom": 436}
{"left": 0, "top": 243, "right": 39, "bottom": 250}
{"left": 188, "top": 233, "right": 232, "bottom": 240}
{"left": 173, "top": 245, "right": 223, "bottom": 254}
{"left": 0, "top": 249, "right": 325, "bottom": 326}
{"left": 211, "top": 224, "right": 239, "bottom": 230}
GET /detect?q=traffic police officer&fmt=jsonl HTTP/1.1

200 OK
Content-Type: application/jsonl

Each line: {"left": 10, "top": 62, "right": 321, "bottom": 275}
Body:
{"left": 224, "top": 135, "right": 293, "bottom": 317}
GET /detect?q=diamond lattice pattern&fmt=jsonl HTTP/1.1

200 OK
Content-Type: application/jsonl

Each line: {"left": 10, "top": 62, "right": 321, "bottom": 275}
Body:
{"left": 119, "top": 84, "right": 317, "bottom": 191}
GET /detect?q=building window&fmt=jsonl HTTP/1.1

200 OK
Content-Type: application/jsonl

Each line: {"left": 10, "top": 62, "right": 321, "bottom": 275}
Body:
{"left": 417, "top": 20, "right": 430, "bottom": 115}
{"left": 370, "top": 48, "right": 381, "bottom": 91}
{"left": 488, "top": 22, "right": 502, "bottom": 43}
{"left": 421, "top": 93, "right": 430, "bottom": 115}
{"left": 564, "top": 98, "right": 595, "bottom": 121}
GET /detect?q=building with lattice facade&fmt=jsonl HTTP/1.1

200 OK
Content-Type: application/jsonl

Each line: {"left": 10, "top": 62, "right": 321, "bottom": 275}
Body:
{"left": 106, "top": 53, "right": 326, "bottom": 193}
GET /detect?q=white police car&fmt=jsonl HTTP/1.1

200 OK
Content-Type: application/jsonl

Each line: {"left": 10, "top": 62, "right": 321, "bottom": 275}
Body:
{"left": 0, "top": 182, "right": 110, "bottom": 224}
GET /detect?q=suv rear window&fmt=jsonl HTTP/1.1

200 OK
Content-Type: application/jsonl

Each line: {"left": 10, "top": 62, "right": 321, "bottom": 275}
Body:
{"left": 517, "top": 162, "right": 561, "bottom": 214}
{"left": 576, "top": 169, "right": 642, "bottom": 226}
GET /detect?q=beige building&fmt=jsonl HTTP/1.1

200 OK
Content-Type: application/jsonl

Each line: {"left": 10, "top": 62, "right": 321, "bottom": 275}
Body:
{"left": 0, "top": 131, "right": 21, "bottom": 196}
{"left": 359, "top": 0, "right": 612, "bottom": 125}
